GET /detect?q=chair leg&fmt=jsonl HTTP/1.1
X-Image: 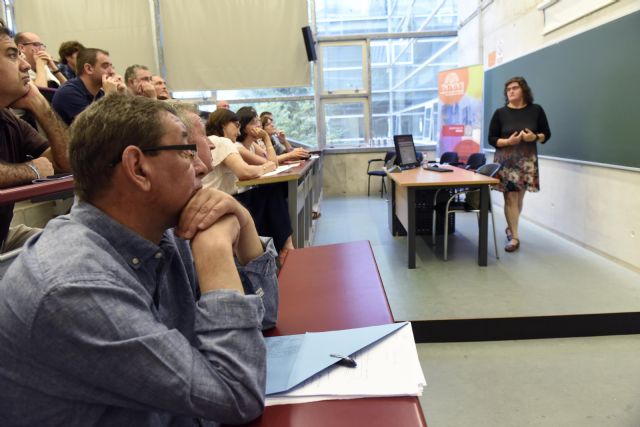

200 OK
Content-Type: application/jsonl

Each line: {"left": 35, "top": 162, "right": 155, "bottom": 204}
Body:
{"left": 367, "top": 176, "right": 371, "bottom": 197}
{"left": 443, "top": 199, "right": 453, "bottom": 261}
{"left": 381, "top": 177, "right": 386, "bottom": 198}
{"left": 490, "top": 209, "right": 499, "bottom": 260}
{"left": 432, "top": 189, "right": 440, "bottom": 245}
{"left": 432, "top": 208, "right": 437, "bottom": 245}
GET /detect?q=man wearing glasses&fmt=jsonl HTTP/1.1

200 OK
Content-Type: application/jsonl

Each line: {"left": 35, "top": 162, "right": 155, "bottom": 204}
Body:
{"left": 0, "top": 94, "right": 278, "bottom": 425}
{"left": 14, "top": 31, "right": 66, "bottom": 87}
{"left": 124, "top": 63, "right": 157, "bottom": 98}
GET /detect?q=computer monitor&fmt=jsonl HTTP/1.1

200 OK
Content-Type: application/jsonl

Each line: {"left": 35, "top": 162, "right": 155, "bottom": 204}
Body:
{"left": 393, "top": 134, "right": 420, "bottom": 168}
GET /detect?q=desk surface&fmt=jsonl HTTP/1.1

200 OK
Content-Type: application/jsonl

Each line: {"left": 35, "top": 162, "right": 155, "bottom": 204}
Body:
{"left": 387, "top": 166, "right": 498, "bottom": 187}
{"left": 237, "top": 158, "right": 316, "bottom": 187}
{"left": 268, "top": 240, "right": 394, "bottom": 336}
{"left": 243, "top": 241, "right": 427, "bottom": 427}
{"left": 0, "top": 176, "right": 74, "bottom": 206}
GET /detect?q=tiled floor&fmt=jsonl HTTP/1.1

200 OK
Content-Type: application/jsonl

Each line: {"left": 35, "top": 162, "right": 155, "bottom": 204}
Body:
{"left": 312, "top": 196, "right": 640, "bottom": 427}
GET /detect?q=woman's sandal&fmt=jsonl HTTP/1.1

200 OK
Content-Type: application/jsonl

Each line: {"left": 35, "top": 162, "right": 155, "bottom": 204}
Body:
{"left": 505, "top": 227, "right": 513, "bottom": 242}
{"left": 505, "top": 238, "right": 520, "bottom": 253}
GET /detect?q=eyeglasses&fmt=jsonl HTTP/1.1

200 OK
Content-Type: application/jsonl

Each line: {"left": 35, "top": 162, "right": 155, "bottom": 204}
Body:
{"left": 21, "top": 42, "right": 46, "bottom": 49}
{"left": 110, "top": 144, "right": 198, "bottom": 166}
{"left": 140, "top": 144, "right": 198, "bottom": 160}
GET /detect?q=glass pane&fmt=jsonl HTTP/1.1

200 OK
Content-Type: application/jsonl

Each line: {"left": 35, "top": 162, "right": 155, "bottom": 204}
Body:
{"left": 200, "top": 100, "right": 318, "bottom": 148}
{"left": 322, "top": 45, "right": 364, "bottom": 92}
{"left": 316, "top": 0, "right": 457, "bottom": 36}
{"left": 371, "top": 67, "right": 390, "bottom": 91}
{"left": 372, "top": 93, "right": 390, "bottom": 115}
{"left": 324, "top": 102, "right": 365, "bottom": 147}
{"left": 372, "top": 116, "right": 390, "bottom": 140}
{"left": 236, "top": 100, "right": 318, "bottom": 148}
{"left": 218, "top": 86, "right": 313, "bottom": 99}
{"left": 371, "top": 43, "right": 388, "bottom": 65}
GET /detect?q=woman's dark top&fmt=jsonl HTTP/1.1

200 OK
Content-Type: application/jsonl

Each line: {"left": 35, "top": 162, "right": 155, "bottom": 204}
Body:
{"left": 488, "top": 104, "right": 551, "bottom": 192}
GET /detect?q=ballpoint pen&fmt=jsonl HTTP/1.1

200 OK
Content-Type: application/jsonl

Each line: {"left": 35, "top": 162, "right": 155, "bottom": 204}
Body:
{"left": 330, "top": 353, "right": 357, "bottom": 368}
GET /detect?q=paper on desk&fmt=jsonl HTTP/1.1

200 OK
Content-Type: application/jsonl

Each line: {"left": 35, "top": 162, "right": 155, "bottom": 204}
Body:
{"left": 261, "top": 164, "right": 296, "bottom": 177}
{"left": 265, "top": 322, "right": 426, "bottom": 406}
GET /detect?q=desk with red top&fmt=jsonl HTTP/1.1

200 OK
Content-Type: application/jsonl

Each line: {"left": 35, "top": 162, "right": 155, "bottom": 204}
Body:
{"left": 0, "top": 176, "right": 74, "bottom": 206}
{"left": 242, "top": 240, "right": 427, "bottom": 427}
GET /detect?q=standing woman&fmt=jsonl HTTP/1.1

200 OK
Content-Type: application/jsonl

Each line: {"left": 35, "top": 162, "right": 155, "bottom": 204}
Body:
{"left": 488, "top": 76, "right": 551, "bottom": 252}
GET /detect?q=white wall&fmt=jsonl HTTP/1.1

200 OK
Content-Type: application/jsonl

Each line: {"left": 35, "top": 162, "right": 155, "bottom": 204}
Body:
{"left": 458, "top": 0, "right": 640, "bottom": 269}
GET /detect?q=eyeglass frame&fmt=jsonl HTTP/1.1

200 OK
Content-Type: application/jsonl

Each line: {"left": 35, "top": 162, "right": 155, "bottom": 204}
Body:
{"left": 110, "top": 144, "right": 198, "bottom": 166}
{"left": 20, "top": 42, "right": 47, "bottom": 49}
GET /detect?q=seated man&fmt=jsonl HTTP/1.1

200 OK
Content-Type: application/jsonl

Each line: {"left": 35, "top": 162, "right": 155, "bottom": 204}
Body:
{"left": 0, "top": 94, "right": 278, "bottom": 425}
{"left": 260, "top": 111, "right": 309, "bottom": 161}
{"left": 52, "top": 47, "right": 126, "bottom": 125}
{"left": 125, "top": 64, "right": 157, "bottom": 98}
{"left": 152, "top": 75, "right": 171, "bottom": 100}
{"left": 216, "top": 99, "right": 230, "bottom": 110}
{"left": 0, "top": 25, "right": 70, "bottom": 253}
{"left": 14, "top": 31, "right": 66, "bottom": 87}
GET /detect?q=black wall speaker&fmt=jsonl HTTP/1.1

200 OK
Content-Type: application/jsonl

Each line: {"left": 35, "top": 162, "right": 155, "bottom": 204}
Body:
{"left": 301, "top": 26, "right": 317, "bottom": 62}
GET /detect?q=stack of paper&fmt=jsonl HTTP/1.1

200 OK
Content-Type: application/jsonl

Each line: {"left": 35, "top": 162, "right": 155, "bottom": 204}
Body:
{"left": 262, "top": 164, "right": 296, "bottom": 177}
{"left": 265, "top": 322, "right": 426, "bottom": 406}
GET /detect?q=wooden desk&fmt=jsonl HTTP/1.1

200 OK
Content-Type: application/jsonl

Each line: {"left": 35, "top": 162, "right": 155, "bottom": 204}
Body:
{"left": 0, "top": 176, "right": 74, "bottom": 206}
{"left": 238, "top": 155, "right": 323, "bottom": 248}
{"left": 387, "top": 166, "right": 498, "bottom": 268}
{"left": 243, "top": 241, "right": 427, "bottom": 427}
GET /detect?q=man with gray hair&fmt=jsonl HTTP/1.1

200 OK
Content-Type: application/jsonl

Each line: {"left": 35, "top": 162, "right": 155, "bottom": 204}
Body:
{"left": 0, "top": 94, "right": 278, "bottom": 425}
{"left": 124, "top": 63, "right": 157, "bottom": 98}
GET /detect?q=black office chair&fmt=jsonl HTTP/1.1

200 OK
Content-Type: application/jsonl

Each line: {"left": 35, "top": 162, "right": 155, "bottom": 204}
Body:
{"left": 439, "top": 151, "right": 459, "bottom": 164}
{"left": 367, "top": 151, "right": 395, "bottom": 197}
{"left": 432, "top": 163, "right": 501, "bottom": 261}
{"left": 464, "top": 152, "right": 486, "bottom": 170}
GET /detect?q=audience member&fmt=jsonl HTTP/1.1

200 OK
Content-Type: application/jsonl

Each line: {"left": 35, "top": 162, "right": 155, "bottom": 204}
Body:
{"left": 216, "top": 99, "right": 230, "bottom": 110}
{"left": 152, "top": 75, "right": 171, "bottom": 100}
{"left": 233, "top": 107, "right": 296, "bottom": 261}
{"left": 0, "top": 94, "right": 278, "bottom": 424}
{"left": 14, "top": 31, "right": 66, "bottom": 87}
{"left": 57, "top": 40, "right": 84, "bottom": 80}
{"left": 236, "top": 106, "right": 278, "bottom": 164}
{"left": 203, "top": 108, "right": 275, "bottom": 195}
{"left": 0, "top": 26, "right": 70, "bottom": 253}
{"left": 52, "top": 48, "right": 126, "bottom": 125}
{"left": 261, "top": 113, "right": 310, "bottom": 162}
{"left": 125, "top": 64, "right": 157, "bottom": 98}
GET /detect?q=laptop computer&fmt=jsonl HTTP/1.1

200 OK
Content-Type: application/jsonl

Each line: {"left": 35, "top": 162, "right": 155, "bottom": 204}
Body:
{"left": 393, "top": 134, "right": 420, "bottom": 169}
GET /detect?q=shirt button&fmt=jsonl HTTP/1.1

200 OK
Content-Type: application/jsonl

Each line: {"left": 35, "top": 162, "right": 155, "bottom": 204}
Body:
{"left": 131, "top": 257, "right": 140, "bottom": 265}
{"left": 154, "top": 252, "right": 163, "bottom": 259}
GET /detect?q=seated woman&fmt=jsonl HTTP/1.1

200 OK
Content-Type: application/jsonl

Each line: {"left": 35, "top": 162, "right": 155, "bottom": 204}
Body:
{"left": 261, "top": 114, "right": 310, "bottom": 163}
{"left": 206, "top": 108, "right": 294, "bottom": 261}
{"left": 235, "top": 106, "right": 279, "bottom": 165}
{"left": 203, "top": 108, "right": 275, "bottom": 195}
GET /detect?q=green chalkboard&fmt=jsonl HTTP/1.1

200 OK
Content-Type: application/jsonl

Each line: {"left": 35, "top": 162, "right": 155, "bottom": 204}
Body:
{"left": 483, "top": 10, "right": 640, "bottom": 169}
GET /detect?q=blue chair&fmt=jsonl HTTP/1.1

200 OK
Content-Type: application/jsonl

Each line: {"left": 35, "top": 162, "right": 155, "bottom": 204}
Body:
{"left": 439, "top": 151, "right": 459, "bottom": 164}
{"left": 432, "top": 163, "right": 502, "bottom": 261}
{"left": 367, "top": 151, "right": 395, "bottom": 197}
{"left": 464, "top": 152, "right": 486, "bottom": 170}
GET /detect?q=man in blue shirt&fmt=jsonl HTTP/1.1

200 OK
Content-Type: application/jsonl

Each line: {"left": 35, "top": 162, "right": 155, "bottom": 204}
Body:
{"left": 52, "top": 47, "right": 126, "bottom": 125}
{"left": 0, "top": 94, "right": 279, "bottom": 426}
